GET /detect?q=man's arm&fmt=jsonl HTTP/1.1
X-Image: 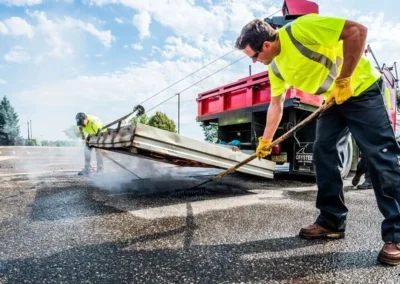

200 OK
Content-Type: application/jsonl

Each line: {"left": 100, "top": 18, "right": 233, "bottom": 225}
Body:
{"left": 79, "top": 127, "right": 86, "bottom": 140}
{"left": 337, "top": 20, "right": 368, "bottom": 79}
{"left": 262, "top": 94, "right": 285, "bottom": 141}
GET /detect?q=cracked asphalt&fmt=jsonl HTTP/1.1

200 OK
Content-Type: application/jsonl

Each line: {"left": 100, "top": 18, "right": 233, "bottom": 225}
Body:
{"left": 0, "top": 146, "right": 399, "bottom": 283}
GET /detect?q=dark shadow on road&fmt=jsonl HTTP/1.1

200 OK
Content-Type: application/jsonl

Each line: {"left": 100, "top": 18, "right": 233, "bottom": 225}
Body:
{"left": 30, "top": 175, "right": 252, "bottom": 222}
{"left": 30, "top": 164, "right": 319, "bottom": 222}
{"left": 0, "top": 234, "right": 378, "bottom": 283}
{"left": 31, "top": 185, "right": 125, "bottom": 221}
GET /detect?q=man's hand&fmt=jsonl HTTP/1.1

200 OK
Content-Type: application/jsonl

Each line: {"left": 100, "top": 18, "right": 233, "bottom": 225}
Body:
{"left": 256, "top": 137, "right": 272, "bottom": 160}
{"left": 329, "top": 77, "right": 353, "bottom": 105}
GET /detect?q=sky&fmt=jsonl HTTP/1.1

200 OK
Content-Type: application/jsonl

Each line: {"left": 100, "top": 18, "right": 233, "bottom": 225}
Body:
{"left": 0, "top": 0, "right": 399, "bottom": 141}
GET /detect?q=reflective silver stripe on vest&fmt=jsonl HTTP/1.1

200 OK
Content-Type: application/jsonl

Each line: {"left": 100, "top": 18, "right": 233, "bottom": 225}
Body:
{"left": 285, "top": 24, "right": 343, "bottom": 94}
{"left": 270, "top": 60, "right": 284, "bottom": 81}
{"left": 315, "top": 57, "right": 343, "bottom": 94}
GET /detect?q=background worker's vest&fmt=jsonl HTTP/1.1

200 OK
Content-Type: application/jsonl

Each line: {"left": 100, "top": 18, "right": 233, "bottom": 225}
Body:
{"left": 269, "top": 15, "right": 381, "bottom": 98}
{"left": 82, "top": 115, "right": 106, "bottom": 135}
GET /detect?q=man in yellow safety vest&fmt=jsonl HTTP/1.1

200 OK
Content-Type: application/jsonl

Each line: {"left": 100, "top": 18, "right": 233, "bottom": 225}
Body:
{"left": 75, "top": 112, "right": 106, "bottom": 175}
{"left": 236, "top": 14, "right": 400, "bottom": 266}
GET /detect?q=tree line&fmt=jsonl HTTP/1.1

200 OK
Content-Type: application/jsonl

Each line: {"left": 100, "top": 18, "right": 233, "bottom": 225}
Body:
{"left": 0, "top": 96, "right": 81, "bottom": 146}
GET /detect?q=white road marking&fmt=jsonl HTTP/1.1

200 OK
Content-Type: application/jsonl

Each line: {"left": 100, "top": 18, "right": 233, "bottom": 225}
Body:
{"left": 0, "top": 156, "right": 16, "bottom": 161}
{"left": 127, "top": 190, "right": 286, "bottom": 219}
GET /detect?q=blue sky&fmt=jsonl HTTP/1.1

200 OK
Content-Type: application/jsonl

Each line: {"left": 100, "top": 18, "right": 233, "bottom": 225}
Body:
{"left": 0, "top": 0, "right": 399, "bottom": 140}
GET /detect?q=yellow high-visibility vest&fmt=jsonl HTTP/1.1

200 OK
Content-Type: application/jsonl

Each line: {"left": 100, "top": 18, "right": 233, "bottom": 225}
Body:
{"left": 268, "top": 14, "right": 381, "bottom": 98}
{"left": 81, "top": 115, "right": 106, "bottom": 135}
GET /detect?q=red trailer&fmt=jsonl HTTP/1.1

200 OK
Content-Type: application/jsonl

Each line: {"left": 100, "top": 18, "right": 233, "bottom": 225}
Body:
{"left": 197, "top": 0, "right": 399, "bottom": 177}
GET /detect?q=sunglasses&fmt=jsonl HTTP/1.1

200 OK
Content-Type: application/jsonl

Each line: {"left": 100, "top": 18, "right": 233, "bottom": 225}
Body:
{"left": 250, "top": 50, "right": 260, "bottom": 60}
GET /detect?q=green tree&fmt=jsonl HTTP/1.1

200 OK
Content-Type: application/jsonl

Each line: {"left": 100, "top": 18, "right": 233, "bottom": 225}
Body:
{"left": 0, "top": 96, "right": 21, "bottom": 145}
{"left": 201, "top": 123, "right": 218, "bottom": 143}
{"left": 148, "top": 111, "right": 177, "bottom": 133}
{"left": 63, "top": 125, "right": 81, "bottom": 140}
{"left": 131, "top": 113, "right": 149, "bottom": 125}
{"left": 25, "top": 138, "right": 41, "bottom": 146}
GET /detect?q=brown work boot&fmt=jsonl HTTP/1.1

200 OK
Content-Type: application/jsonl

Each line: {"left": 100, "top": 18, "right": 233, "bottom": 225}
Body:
{"left": 378, "top": 243, "right": 400, "bottom": 266}
{"left": 299, "top": 224, "right": 345, "bottom": 239}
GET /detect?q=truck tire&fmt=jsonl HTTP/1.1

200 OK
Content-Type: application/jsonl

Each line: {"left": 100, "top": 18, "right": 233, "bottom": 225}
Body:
{"left": 338, "top": 129, "right": 353, "bottom": 179}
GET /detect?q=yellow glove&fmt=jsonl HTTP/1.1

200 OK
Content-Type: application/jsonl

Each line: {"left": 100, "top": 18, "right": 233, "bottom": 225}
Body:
{"left": 256, "top": 137, "right": 272, "bottom": 160}
{"left": 324, "top": 93, "right": 334, "bottom": 105}
{"left": 330, "top": 77, "right": 353, "bottom": 105}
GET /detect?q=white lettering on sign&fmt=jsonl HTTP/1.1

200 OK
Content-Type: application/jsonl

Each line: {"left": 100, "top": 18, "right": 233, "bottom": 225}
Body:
{"left": 296, "top": 154, "right": 313, "bottom": 161}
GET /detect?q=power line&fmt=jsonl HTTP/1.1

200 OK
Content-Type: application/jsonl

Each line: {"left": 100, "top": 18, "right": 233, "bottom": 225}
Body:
{"left": 264, "top": 9, "right": 281, "bottom": 19}
{"left": 145, "top": 55, "right": 246, "bottom": 114}
{"left": 139, "top": 49, "right": 238, "bottom": 106}
{"left": 141, "top": 8, "right": 282, "bottom": 114}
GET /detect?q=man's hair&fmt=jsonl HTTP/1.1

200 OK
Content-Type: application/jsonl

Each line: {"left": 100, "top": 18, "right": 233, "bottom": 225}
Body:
{"left": 235, "top": 19, "right": 277, "bottom": 51}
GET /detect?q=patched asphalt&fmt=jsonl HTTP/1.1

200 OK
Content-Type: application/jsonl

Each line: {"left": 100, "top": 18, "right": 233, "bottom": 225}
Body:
{"left": 0, "top": 146, "right": 399, "bottom": 283}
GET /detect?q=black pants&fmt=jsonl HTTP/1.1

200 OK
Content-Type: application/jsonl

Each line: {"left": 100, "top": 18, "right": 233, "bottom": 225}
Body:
{"left": 314, "top": 78, "right": 400, "bottom": 243}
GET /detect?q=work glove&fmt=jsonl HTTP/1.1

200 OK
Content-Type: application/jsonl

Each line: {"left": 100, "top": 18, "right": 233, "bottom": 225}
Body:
{"left": 256, "top": 137, "right": 272, "bottom": 160}
{"left": 326, "top": 77, "right": 353, "bottom": 105}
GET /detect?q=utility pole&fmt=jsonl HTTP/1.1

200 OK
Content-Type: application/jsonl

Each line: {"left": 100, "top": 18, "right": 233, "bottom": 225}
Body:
{"left": 27, "top": 121, "right": 30, "bottom": 140}
{"left": 177, "top": 93, "right": 180, "bottom": 134}
{"left": 249, "top": 65, "right": 252, "bottom": 76}
{"left": 30, "top": 120, "right": 33, "bottom": 139}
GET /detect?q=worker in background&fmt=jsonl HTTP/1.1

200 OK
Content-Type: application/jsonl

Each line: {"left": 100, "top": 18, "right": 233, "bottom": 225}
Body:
{"left": 352, "top": 87, "right": 393, "bottom": 190}
{"left": 352, "top": 155, "right": 372, "bottom": 189}
{"left": 75, "top": 112, "right": 106, "bottom": 175}
{"left": 236, "top": 14, "right": 400, "bottom": 265}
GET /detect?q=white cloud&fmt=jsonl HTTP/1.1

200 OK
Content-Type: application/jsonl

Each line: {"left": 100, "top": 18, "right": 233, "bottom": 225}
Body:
{"left": 7, "top": 0, "right": 398, "bottom": 142}
{"left": 15, "top": 53, "right": 248, "bottom": 139}
{"left": 61, "top": 16, "right": 115, "bottom": 48}
{"left": 4, "top": 46, "right": 31, "bottom": 63}
{"left": 353, "top": 12, "right": 400, "bottom": 67}
{"left": 162, "top": 37, "right": 202, "bottom": 59}
{"left": 28, "top": 10, "right": 73, "bottom": 58}
{"left": 0, "top": 79, "right": 7, "bottom": 84}
{"left": 133, "top": 10, "right": 151, "bottom": 39}
{"left": 24, "top": 10, "right": 115, "bottom": 59}
{"left": 114, "top": 17, "right": 124, "bottom": 24}
{"left": 341, "top": 7, "right": 362, "bottom": 17}
{"left": 86, "top": 0, "right": 227, "bottom": 40}
{"left": 0, "top": 0, "right": 41, "bottom": 6}
{"left": 131, "top": 43, "right": 143, "bottom": 50}
{"left": 357, "top": 13, "right": 400, "bottom": 45}
{"left": 228, "top": 2, "right": 256, "bottom": 33}
{"left": 0, "top": 22, "right": 8, "bottom": 34}
{"left": 150, "top": 45, "right": 161, "bottom": 56}
{"left": 0, "top": 17, "right": 34, "bottom": 38}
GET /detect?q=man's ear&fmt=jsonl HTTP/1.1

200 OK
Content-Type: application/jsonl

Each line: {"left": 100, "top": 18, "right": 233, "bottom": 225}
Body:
{"left": 263, "top": 41, "right": 271, "bottom": 50}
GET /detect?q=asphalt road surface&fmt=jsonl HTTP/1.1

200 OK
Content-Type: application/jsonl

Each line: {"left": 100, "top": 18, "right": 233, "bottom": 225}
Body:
{"left": 0, "top": 146, "right": 399, "bottom": 283}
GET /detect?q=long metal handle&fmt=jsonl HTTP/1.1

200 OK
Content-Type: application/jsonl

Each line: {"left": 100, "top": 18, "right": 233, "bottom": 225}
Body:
{"left": 213, "top": 101, "right": 335, "bottom": 181}
{"left": 189, "top": 101, "right": 334, "bottom": 190}
{"left": 211, "top": 101, "right": 335, "bottom": 181}
{"left": 101, "top": 105, "right": 145, "bottom": 130}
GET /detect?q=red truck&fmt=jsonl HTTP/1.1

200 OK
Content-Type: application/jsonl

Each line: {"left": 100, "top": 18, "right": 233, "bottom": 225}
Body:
{"left": 196, "top": 0, "right": 399, "bottom": 177}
